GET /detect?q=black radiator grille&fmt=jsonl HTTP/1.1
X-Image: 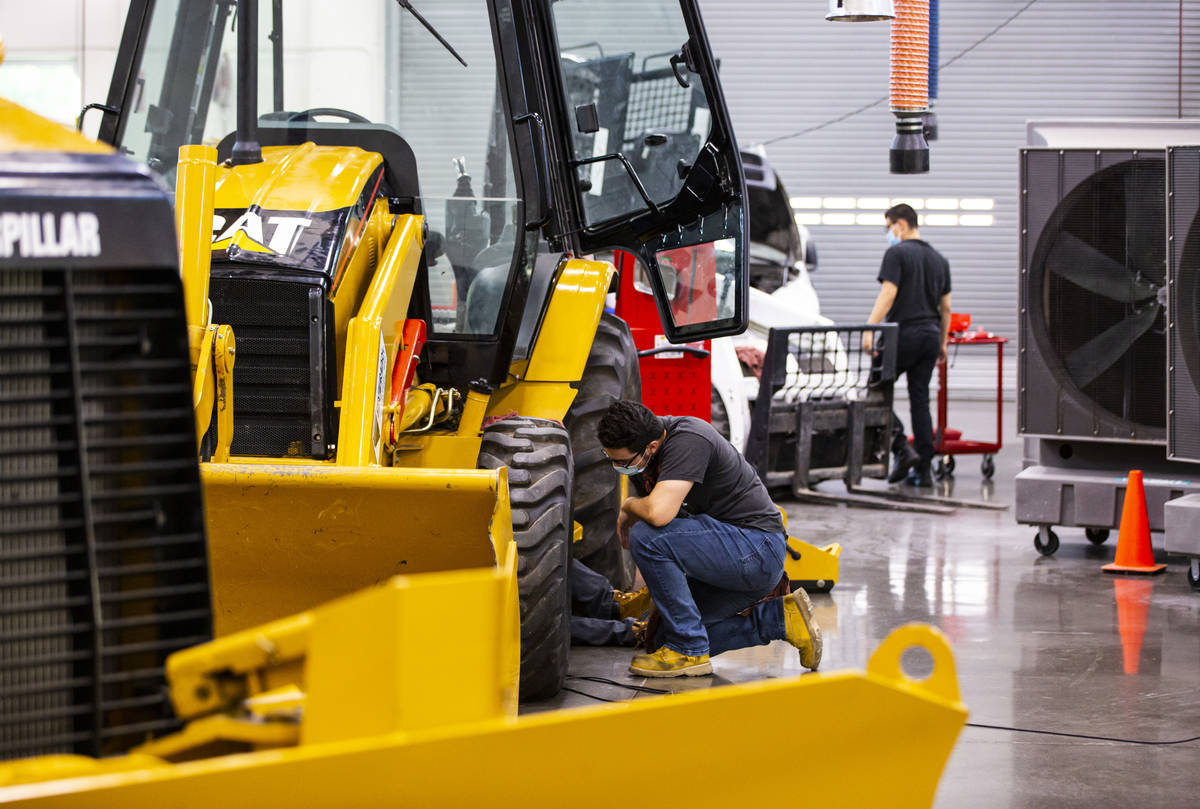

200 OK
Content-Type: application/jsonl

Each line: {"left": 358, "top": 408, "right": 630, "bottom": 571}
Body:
{"left": 0, "top": 267, "right": 210, "bottom": 761}
{"left": 209, "top": 275, "right": 329, "bottom": 458}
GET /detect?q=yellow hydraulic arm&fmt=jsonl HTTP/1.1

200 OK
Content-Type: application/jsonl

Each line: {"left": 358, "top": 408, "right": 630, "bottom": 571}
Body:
{"left": 176, "top": 144, "right": 235, "bottom": 460}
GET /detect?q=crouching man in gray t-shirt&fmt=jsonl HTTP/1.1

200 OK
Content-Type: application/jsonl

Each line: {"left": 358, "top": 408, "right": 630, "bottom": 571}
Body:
{"left": 597, "top": 400, "right": 822, "bottom": 678}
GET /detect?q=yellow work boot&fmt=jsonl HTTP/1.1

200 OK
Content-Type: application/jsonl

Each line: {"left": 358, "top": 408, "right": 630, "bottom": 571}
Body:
{"left": 783, "top": 588, "right": 823, "bottom": 671}
{"left": 629, "top": 646, "right": 712, "bottom": 678}
{"left": 614, "top": 586, "right": 652, "bottom": 620}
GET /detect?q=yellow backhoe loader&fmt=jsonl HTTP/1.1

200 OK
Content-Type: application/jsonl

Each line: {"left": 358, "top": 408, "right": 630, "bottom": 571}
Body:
{"left": 91, "top": 0, "right": 764, "bottom": 702}
{"left": 0, "top": 3, "right": 967, "bottom": 804}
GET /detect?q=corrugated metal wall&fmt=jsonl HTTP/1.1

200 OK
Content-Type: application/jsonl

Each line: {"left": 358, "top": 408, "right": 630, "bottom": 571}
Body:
{"left": 386, "top": 1, "right": 504, "bottom": 209}
{"left": 698, "top": 0, "right": 1200, "bottom": 396}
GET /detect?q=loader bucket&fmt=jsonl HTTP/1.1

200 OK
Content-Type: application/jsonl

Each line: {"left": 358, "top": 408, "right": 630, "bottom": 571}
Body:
{"left": 0, "top": 624, "right": 966, "bottom": 809}
{"left": 200, "top": 463, "right": 510, "bottom": 635}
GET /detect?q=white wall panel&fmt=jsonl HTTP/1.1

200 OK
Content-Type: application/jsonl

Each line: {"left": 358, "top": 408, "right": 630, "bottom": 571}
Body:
{"left": 0, "top": 0, "right": 131, "bottom": 135}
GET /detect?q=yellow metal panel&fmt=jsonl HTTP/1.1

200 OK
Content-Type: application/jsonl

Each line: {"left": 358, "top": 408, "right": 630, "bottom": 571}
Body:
{"left": 133, "top": 716, "right": 299, "bottom": 762}
{"left": 335, "top": 214, "right": 423, "bottom": 467}
{"left": 221, "top": 455, "right": 337, "bottom": 466}
{"left": 200, "top": 463, "right": 503, "bottom": 636}
{"left": 303, "top": 563, "right": 518, "bottom": 743}
{"left": 211, "top": 144, "right": 382, "bottom": 216}
{"left": 0, "top": 755, "right": 163, "bottom": 788}
{"left": 329, "top": 202, "right": 389, "bottom": 390}
{"left": 484, "top": 380, "right": 579, "bottom": 422}
{"left": 174, "top": 534, "right": 517, "bottom": 741}
{"left": 524, "top": 258, "right": 614, "bottom": 382}
{"left": 0, "top": 626, "right": 965, "bottom": 809}
{"left": 0, "top": 99, "right": 111, "bottom": 154}
{"left": 391, "top": 432, "right": 484, "bottom": 470}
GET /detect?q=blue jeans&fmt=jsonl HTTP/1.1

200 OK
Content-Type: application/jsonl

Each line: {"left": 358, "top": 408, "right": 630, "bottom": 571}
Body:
{"left": 629, "top": 514, "right": 787, "bottom": 657}
{"left": 569, "top": 558, "right": 636, "bottom": 646}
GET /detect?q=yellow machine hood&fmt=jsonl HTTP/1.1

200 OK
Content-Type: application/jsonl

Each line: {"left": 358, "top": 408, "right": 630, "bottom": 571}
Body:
{"left": 210, "top": 143, "right": 383, "bottom": 276}
{"left": 0, "top": 100, "right": 112, "bottom": 155}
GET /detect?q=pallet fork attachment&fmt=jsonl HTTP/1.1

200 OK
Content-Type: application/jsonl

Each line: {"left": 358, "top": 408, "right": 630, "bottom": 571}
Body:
{"left": 747, "top": 325, "right": 953, "bottom": 514}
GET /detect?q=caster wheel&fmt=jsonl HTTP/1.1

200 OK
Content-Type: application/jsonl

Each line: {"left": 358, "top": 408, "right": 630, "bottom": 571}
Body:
{"left": 1188, "top": 560, "right": 1200, "bottom": 592}
{"left": 981, "top": 455, "right": 995, "bottom": 480}
{"left": 1085, "top": 528, "right": 1110, "bottom": 546}
{"left": 935, "top": 456, "right": 955, "bottom": 480}
{"left": 1034, "top": 527, "right": 1059, "bottom": 556}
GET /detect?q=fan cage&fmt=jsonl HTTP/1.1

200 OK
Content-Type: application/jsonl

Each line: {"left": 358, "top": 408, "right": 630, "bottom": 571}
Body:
{"left": 1020, "top": 148, "right": 1168, "bottom": 443}
{"left": 1168, "top": 146, "right": 1200, "bottom": 463}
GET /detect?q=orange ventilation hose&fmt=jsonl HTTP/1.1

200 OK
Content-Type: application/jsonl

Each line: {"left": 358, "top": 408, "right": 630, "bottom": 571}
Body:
{"left": 890, "top": 0, "right": 930, "bottom": 113}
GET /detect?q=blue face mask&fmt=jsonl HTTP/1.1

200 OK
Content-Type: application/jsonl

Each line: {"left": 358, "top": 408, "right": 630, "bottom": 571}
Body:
{"left": 608, "top": 446, "right": 649, "bottom": 476}
{"left": 886, "top": 229, "right": 902, "bottom": 247}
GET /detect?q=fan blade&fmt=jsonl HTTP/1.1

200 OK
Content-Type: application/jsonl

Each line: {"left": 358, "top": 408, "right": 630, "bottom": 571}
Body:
{"left": 1063, "top": 302, "right": 1161, "bottom": 389}
{"left": 1045, "top": 231, "right": 1159, "bottom": 303}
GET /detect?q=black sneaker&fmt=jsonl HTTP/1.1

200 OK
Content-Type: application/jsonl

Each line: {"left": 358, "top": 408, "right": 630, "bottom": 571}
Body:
{"left": 911, "top": 462, "right": 934, "bottom": 487}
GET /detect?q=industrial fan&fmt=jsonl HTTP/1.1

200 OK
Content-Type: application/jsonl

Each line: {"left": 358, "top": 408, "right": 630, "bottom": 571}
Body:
{"left": 1020, "top": 149, "right": 1167, "bottom": 443}
{"left": 1018, "top": 134, "right": 1200, "bottom": 563}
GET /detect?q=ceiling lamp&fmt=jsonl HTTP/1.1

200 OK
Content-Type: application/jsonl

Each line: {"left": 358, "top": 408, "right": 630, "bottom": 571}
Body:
{"left": 826, "top": 0, "right": 895, "bottom": 22}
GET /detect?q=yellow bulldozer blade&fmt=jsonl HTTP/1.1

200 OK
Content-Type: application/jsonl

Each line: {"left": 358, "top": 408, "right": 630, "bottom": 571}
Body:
{"left": 200, "top": 463, "right": 510, "bottom": 636}
{"left": 0, "top": 612, "right": 965, "bottom": 809}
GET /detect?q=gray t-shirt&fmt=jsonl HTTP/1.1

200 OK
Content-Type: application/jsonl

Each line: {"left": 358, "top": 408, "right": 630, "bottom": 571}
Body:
{"left": 632, "top": 416, "right": 785, "bottom": 534}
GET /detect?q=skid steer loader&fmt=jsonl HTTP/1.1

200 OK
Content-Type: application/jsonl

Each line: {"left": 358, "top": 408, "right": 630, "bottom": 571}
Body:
{"left": 84, "top": 0, "right": 756, "bottom": 702}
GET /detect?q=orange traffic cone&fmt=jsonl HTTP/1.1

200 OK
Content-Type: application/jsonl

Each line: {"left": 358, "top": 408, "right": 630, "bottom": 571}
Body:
{"left": 1112, "top": 578, "right": 1154, "bottom": 674}
{"left": 1102, "top": 470, "right": 1166, "bottom": 575}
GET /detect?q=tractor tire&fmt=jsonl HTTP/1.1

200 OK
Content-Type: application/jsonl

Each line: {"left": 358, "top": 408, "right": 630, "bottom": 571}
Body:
{"left": 711, "top": 385, "right": 731, "bottom": 441}
{"left": 564, "top": 311, "right": 641, "bottom": 589}
{"left": 478, "top": 417, "right": 572, "bottom": 702}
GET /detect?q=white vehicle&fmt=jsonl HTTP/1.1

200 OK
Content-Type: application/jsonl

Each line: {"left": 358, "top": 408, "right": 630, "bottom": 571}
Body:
{"left": 713, "top": 150, "right": 850, "bottom": 452}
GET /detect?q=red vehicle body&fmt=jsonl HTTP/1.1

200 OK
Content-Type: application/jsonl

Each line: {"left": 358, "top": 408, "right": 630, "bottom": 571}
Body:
{"left": 613, "top": 248, "right": 715, "bottom": 420}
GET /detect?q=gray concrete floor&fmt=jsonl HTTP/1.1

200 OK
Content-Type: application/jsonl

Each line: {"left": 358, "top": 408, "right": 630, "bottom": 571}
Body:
{"left": 524, "top": 401, "right": 1200, "bottom": 809}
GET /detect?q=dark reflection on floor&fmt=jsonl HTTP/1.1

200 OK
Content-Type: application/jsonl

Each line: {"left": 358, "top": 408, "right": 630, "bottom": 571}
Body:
{"left": 522, "top": 403, "right": 1200, "bottom": 809}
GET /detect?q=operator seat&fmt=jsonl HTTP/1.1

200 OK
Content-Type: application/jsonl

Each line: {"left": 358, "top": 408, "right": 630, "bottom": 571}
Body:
{"left": 463, "top": 222, "right": 518, "bottom": 334}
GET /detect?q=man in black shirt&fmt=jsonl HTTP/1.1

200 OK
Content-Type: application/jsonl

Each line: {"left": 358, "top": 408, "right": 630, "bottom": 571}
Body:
{"left": 596, "top": 401, "right": 821, "bottom": 677}
{"left": 864, "top": 203, "right": 952, "bottom": 487}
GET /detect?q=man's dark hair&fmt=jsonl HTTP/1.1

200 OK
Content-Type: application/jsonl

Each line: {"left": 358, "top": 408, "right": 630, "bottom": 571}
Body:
{"left": 884, "top": 203, "right": 918, "bottom": 230}
{"left": 597, "top": 400, "right": 664, "bottom": 451}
